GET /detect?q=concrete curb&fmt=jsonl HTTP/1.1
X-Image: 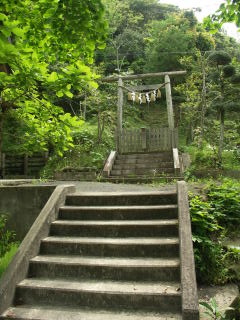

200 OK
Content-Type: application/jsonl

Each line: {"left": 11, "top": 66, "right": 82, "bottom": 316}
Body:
{"left": 0, "top": 184, "right": 75, "bottom": 314}
{"left": 177, "top": 181, "right": 199, "bottom": 320}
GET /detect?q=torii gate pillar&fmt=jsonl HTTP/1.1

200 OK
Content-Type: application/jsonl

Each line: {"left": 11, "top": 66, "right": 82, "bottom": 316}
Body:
{"left": 117, "top": 77, "right": 123, "bottom": 134}
{"left": 165, "top": 74, "right": 174, "bottom": 130}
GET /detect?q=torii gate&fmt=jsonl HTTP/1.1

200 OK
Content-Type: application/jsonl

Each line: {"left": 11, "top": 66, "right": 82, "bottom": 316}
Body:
{"left": 102, "top": 71, "right": 186, "bottom": 154}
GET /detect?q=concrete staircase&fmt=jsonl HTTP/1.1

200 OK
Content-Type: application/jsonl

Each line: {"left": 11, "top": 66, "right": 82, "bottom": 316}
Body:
{"left": 106, "top": 151, "right": 181, "bottom": 182}
{"left": 0, "top": 191, "right": 188, "bottom": 319}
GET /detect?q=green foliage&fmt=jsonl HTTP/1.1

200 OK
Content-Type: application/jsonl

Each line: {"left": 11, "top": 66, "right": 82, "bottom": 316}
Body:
{"left": 223, "top": 65, "right": 235, "bottom": 77}
{"left": 0, "top": 214, "right": 17, "bottom": 257}
{"left": 204, "top": 0, "right": 240, "bottom": 32}
{"left": 178, "top": 45, "right": 239, "bottom": 166}
{"left": 231, "top": 74, "right": 240, "bottom": 84}
{"left": 144, "top": 13, "right": 197, "bottom": 73}
{"left": 41, "top": 123, "right": 115, "bottom": 178}
{"left": 0, "top": 243, "right": 18, "bottom": 279}
{"left": 207, "top": 180, "right": 240, "bottom": 227}
{"left": 182, "top": 119, "right": 240, "bottom": 173}
{"left": 97, "top": 0, "right": 181, "bottom": 74}
{"left": 190, "top": 194, "right": 226, "bottom": 284}
{"left": 208, "top": 51, "right": 232, "bottom": 66}
{"left": 200, "top": 298, "right": 233, "bottom": 320}
{"left": 0, "top": 0, "right": 107, "bottom": 155}
{"left": 190, "top": 179, "right": 240, "bottom": 284}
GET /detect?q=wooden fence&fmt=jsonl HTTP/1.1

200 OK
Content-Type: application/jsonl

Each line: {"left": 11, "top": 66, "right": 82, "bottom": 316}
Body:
{"left": 1, "top": 152, "right": 49, "bottom": 177}
{"left": 117, "top": 127, "right": 178, "bottom": 154}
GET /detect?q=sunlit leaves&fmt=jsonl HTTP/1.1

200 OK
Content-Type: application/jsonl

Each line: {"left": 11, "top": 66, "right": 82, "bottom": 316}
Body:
{"left": 0, "top": 0, "right": 107, "bottom": 154}
{"left": 48, "top": 72, "right": 58, "bottom": 82}
{"left": 204, "top": 0, "right": 240, "bottom": 33}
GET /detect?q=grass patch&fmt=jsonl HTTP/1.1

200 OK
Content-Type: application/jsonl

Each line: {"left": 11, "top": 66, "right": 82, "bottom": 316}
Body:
{"left": 0, "top": 243, "right": 18, "bottom": 278}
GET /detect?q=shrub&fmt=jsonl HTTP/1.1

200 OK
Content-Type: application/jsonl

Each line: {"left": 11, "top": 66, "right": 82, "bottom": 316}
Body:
{"left": 0, "top": 214, "right": 16, "bottom": 257}
{"left": 0, "top": 243, "right": 18, "bottom": 278}
{"left": 208, "top": 51, "right": 231, "bottom": 66}
{"left": 0, "top": 214, "right": 18, "bottom": 278}
{"left": 207, "top": 180, "right": 240, "bottom": 227}
{"left": 190, "top": 194, "right": 227, "bottom": 284}
{"left": 189, "top": 179, "right": 240, "bottom": 284}
{"left": 194, "top": 149, "right": 216, "bottom": 168}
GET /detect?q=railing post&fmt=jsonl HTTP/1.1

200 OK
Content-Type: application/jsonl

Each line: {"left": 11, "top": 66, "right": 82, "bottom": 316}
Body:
{"left": 173, "top": 148, "right": 180, "bottom": 175}
{"left": 103, "top": 151, "right": 117, "bottom": 177}
{"left": 177, "top": 181, "right": 199, "bottom": 320}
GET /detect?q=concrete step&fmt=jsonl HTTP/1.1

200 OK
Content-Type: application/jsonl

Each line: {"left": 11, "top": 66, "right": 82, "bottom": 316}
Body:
{"left": 113, "top": 163, "right": 174, "bottom": 170}
{"left": 102, "top": 176, "right": 182, "bottom": 184}
{"left": 41, "top": 237, "right": 179, "bottom": 258}
{"left": 66, "top": 192, "right": 177, "bottom": 206}
{"left": 29, "top": 255, "right": 180, "bottom": 281}
{"left": 1, "top": 306, "right": 182, "bottom": 319}
{"left": 58, "top": 205, "right": 178, "bottom": 220}
{"left": 50, "top": 220, "right": 179, "bottom": 237}
{"left": 111, "top": 168, "right": 175, "bottom": 176}
{"left": 15, "top": 279, "right": 181, "bottom": 312}
{"left": 115, "top": 159, "right": 173, "bottom": 165}
{"left": 117, "top": 152, "right": 172, "bottom": 160}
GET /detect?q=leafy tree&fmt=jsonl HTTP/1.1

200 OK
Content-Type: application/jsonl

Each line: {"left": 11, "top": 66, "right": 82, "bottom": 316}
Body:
{"left": 204, "top": 0, "right": 240, "bottom": 32}
{"left": 144, "top": 13, "right": 197, "bottom": 73}
{"left": 176, "top": 51, "right": 212, "bottom": 146}
{"left": 129, "top": 0, "right": 179, "bottom": 25}
{"left": 96, "top": 0, "right": 180, "bottom": 75}
{"left": 98, "top": 0, "right": 144, "bottom": 74}
{"left": 0, "top": 0, "right": 107, "bottom": 158}
{"left": 207, "top": 50, "right": 240, "bottom": 164}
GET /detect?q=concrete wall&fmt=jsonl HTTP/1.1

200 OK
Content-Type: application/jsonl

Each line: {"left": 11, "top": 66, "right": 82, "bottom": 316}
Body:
{"left": 0, "top": 185, "right": 56, "bottom": 241}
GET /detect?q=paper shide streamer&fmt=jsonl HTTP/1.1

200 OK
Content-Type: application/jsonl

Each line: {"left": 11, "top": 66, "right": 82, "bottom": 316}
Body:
{"left": 127, "top": 87, "right": 162, "bottom": 104}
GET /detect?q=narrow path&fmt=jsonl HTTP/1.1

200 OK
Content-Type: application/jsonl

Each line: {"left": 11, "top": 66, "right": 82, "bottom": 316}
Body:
{"left": 53, "top": 181, "right": 176, "bottom": 193}
{"left": 0, "top": 179, "right": 176, "bottom": 192}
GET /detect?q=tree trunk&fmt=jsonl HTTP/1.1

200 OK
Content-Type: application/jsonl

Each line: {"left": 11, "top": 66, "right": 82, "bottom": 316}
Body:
{"left": 218, "top": 70, "right": 225, "bottom": 166}
{"left": 97, "top": 111, "right": 105, "bottom": 144}
{"left": 218, "top": 109, "right": 224, "bottom": 166}
{"left": 200, "top": 54, "right": 207, "bottom": 147}
{"left": 83, "top": 96, "right": 86, "bottom": 120}
{"left": 186, "top": 123, "right": 194, "bottom": 145}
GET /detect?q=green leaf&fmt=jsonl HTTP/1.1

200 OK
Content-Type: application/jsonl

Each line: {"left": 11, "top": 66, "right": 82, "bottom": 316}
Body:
{"left": 48, "top": 72, "right": 58, "bottom": 82}
{"left": 12, "top": 27, "right": 25, "bottom": 37}
{"left": 56, "top": 90, "right": 64, "bottom": 97}
{"left": 97, "top": 42, "right": 106, "bottom": 50}
{"left": 0, "top": 13, "right": 8, "bottom": 21}
{"left": 65, "top": 90, "right": 73, "bottom": 98}
{"left": 1, "top": 27, "right": 11, "bottom": 37}
{"left": 88, "top": 81, "right": 98, "bottom": 89}
{"left": 199, "top": 301, "right": 213, "bottom": 312}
